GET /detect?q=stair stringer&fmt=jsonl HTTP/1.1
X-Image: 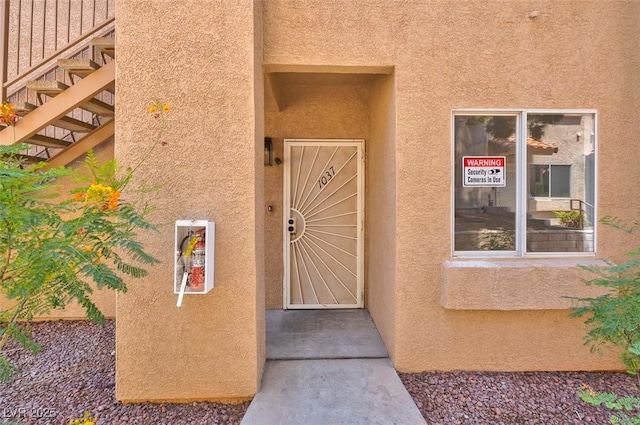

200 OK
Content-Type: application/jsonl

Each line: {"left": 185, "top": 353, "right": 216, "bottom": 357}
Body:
{"left": 0, "top": 60, "right": 115, "bottom": 159}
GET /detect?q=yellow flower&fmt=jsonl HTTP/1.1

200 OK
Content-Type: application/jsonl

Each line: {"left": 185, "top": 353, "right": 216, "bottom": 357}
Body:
{"left": 69, "top": 410, "right": 96, "bottom": 425}
{"left": 148, "top": 100, "right": 170, "bottom": 117}
{"left": 84, "top": 183, "right": 119, "bottom": 211}
{"left": 0, "top": 101, "right": 18, "bottom": 126}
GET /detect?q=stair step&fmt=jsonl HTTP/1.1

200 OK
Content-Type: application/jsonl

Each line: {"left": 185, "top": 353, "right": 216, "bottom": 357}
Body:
{"left": 54, "top": 115, "right": 95, "bottom": 132}
{"left": 25, "top": 80, "right": 67, "bottom": 96}
{"left": 17, "top": 154, "right": 46, "bottom": 164}
{"left": 27, "top": 80, "right": 114, "bottom": 116}
{"left": 58, "top": 59, "right": 100, "bottom": 78}
{"left": 26, "top": 134, "right": 72, "bottom": 149}
{"left": 58, "top": 59, "right": 114, "bottom": 94}
{"left": 0, "top": 59, "right": 114, "bottom": 151}
{"left": 92, "top": 37, "right": 115, "bottom": 58}
{"left": 44, "top": 118, "right": 114, "bottom": 169}
{"left": 12, "top": 101, "right": 36, "bottom": 115}
{"left": 11, "top": 100, "right": 94, "bottom": 133}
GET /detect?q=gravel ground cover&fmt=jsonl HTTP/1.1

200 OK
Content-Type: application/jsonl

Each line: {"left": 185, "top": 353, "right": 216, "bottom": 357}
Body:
{"left": 0, "top": 321, "right": 248, "bottom": 425}
{"left": 400, "top": 370, "right": 639, "bottom": 424}
{"left": 1, "top": 320, "right": 639, "bottom": 425}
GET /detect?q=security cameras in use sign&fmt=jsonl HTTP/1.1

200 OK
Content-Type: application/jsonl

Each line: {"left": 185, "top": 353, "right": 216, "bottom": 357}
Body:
{"left": 462, "top": 156, "right": 506, "bottom": 187}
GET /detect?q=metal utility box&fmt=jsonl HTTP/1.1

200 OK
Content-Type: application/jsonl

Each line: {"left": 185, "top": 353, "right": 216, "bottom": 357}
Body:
{"left": 174, "top": 220, "right": 215, "bottom": 299}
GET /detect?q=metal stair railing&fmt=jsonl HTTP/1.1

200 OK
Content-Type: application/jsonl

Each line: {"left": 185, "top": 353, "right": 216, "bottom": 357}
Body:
{"left": 570, "top": 198, "right": 594, "bottom": 230}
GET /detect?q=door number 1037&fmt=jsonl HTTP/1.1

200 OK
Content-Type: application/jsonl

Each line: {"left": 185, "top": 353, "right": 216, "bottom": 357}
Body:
{"left": 318, "top": 166, "right": 335, "bottom": 189}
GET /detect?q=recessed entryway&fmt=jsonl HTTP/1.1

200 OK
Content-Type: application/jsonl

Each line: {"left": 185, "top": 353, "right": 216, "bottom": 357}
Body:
{"left": 263, "top": 66, "right": 397, "bottom": 355}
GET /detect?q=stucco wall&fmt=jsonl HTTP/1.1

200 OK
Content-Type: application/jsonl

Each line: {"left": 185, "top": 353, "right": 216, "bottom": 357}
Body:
{"left": 442, "top": 259, "right": 609, "bottom": 310}
{"left": 253, "top": 0, "right": 266, "bottom": 391}
{"left": 115, "top": 0, "right": 263, "bottom": 402}
{"left": 366, "top": 74, "right": 397, "bottom": 359}
{"left": 263, "top": 0, "right": 640, "bottom": 372}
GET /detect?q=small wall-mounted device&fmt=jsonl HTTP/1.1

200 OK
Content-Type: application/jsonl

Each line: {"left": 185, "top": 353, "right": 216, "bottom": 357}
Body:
{"left": 174, "top": 220, "right": 215, "bottom": 307}
{"left": 287, "top": 217, "right": 296, "bottom": 233}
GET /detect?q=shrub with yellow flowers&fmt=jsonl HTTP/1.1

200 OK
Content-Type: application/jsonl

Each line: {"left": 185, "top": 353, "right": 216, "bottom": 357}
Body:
{"left": 0, "top": 100, "right": 170, "bottom": 381}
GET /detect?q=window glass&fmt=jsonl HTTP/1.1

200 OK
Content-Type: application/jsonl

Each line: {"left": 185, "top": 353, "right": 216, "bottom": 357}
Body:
{"left": 526, "top": 114, "right": 595, "bottom": 253}
{"left": 550, "top": 165, "right": 571, "bottom": 198}
{"left": 530, "top": 165, "right": 550, "bottom": 197}
{"left": 453, "top": 111, "right": 595, "bottom": 255}
{"left": 454, "top": 115, "right": 517, "bottom": 252}
{"left": 530, "top": 164, "right": 571, "bottom": 198}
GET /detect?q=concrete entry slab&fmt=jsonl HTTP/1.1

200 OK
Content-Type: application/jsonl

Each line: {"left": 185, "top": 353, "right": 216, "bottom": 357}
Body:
{"left": 242, "top": 309, "right": 427, "bottom": 424}
{"left": 266, "top": 309, "right": 388, "bottom": 359}
{"left": 240, "top": 358, "right": 428, "bottom": 425}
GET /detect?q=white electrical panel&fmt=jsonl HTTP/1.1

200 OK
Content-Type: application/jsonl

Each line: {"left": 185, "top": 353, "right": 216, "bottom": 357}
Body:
{"left": 174, "top": 220, "right": 215, "bottom": 304}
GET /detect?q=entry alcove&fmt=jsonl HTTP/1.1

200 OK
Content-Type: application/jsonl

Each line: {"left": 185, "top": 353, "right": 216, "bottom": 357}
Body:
{"left": 262, "top": 65, "right": 397, "bottom": 347}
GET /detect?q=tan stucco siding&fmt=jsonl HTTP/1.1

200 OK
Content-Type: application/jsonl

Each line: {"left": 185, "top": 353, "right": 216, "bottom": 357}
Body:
{"left": 264, "top": 0, "right": 639, "bottom": 372}
{"left": 366, "top": 74, "right": 397, "bottom": 359}
{"left": 441, "top": 259, "right": 609, "bottom": 310}
{"left": 114, "top": 0, "right": 263, "bottom": 402}
{"left": 253, "top": 0, "right": 266, "bottom": 391}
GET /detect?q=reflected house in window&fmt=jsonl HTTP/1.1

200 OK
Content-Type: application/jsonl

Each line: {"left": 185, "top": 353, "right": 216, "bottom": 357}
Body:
{"left": 489, "top": 136, "right": 559, "bottom": 156}
{"left": 486, "top": 136, "right": 559, "bottom": 213}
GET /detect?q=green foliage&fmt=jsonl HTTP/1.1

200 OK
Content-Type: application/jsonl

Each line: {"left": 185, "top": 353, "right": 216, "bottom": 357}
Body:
{"left": 464, "top": 114, "right": 562, "bottom": 139}
{"left": 554, "top": 210, "right": 589, "bottom": 228}
{"left": 578, "top": 386, "right": 640, "bottom": 424}
{"left": 0, "top": 355, "right": 19, "bottom": 382}
{"left": 579, "top": 389, "right": 640, "bottom": 411}
{"left": 573, "top": 216, "right": 640, "bottom": 423}
{"left": 0, "top": 145, "right": 158, "bottom": 381}
{"left": 570, "top": 216, "right": 640, "bottom": 374}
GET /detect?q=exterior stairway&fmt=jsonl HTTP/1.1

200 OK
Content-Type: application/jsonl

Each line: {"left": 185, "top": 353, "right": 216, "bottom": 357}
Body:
{"left": 0, "top": 36, "right": 115, "bottom": 168}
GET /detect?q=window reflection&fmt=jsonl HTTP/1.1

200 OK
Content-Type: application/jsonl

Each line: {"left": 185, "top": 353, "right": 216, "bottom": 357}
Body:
{"left": 526, "top": 114, "right": 595, "bottom": 253}
{"left": 453, "top": 112, "right": 595, "bottom": 254}
{"left": 454, "top": 115, "right": 517, "bottom": 251}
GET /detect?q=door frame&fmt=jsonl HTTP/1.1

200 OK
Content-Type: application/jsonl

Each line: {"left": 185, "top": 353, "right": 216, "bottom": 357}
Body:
{"left": 282, "top": 138, "right": 365, "bottom": 309}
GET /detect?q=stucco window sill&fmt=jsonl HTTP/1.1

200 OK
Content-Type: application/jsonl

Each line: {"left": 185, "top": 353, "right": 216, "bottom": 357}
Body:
{"left": 441, "top": 258, "right": 609, "bottom": 311}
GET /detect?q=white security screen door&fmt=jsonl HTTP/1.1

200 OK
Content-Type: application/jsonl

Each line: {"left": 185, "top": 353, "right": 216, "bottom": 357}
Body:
{"left": 284, "top": 139, "right": 364, "bottom": 309}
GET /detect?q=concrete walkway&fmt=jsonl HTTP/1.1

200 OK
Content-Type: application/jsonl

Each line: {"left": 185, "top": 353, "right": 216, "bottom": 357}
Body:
{"left": 240, "top": 310, "right": 427, "bottom": 425}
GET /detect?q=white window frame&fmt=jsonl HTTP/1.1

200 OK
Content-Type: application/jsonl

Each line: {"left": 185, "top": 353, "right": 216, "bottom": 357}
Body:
{"left": 451, "top": 109, "right": 598, "bottom": 258}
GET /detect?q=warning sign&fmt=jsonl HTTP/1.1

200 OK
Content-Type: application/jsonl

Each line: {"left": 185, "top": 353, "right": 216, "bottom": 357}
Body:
{"left": 462, "top": 156, "right": 506, "bottom": 187}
